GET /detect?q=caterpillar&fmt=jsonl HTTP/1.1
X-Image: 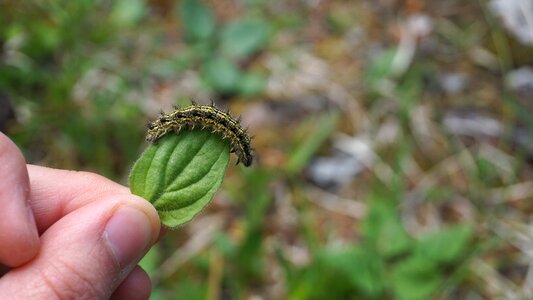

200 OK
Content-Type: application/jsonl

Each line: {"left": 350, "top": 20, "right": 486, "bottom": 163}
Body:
{"left": 146, "top": 104, "right": 253, "bottom": 167}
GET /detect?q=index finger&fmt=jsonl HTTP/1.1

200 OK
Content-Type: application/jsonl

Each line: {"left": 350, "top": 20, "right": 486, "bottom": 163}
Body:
{"left": 26, "top": 165, "right": 138, "bottom": 233}
{"left": 0, "top": 133, "right": 40, "bottom": 267}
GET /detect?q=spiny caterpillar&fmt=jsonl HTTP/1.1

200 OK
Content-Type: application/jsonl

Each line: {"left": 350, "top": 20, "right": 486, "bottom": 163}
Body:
{"left": 146, "top": 104, "right": 253, "bottom": 166}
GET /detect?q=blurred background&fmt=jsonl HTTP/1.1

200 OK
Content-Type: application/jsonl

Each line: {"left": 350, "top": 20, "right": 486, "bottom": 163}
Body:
{"left": 1, "top": 0, "right": 533, "bottom": 299}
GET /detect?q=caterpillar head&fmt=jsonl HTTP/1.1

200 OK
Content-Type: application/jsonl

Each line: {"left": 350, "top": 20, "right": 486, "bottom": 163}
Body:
{"left": 146, "top": 117, "right": 171, "bottom": 142}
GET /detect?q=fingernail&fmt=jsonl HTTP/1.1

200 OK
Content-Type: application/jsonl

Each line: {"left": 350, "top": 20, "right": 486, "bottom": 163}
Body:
{"left": 103, "top": 206, "right": 153, "bottom": 268}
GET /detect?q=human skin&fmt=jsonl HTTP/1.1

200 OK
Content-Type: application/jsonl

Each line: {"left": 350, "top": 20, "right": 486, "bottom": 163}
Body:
{"left": 0, "top": 132, "right": 161, "bottom": 299}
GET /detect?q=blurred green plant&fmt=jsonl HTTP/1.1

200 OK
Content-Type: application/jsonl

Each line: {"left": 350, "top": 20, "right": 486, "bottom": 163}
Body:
{"left": 178, "top": 0, "right": 271, "bottom": 97}
{"left": 0, "top": 1, "right": 149, "bottom": 178}
{"left": 0, "top": 0, "right": 271, "bottom": 176}
{"left": 279, "top": 192, "right": 474, "bottom": 300}
{"left": 1, "top": 2, "right": 507, "bottom": 299}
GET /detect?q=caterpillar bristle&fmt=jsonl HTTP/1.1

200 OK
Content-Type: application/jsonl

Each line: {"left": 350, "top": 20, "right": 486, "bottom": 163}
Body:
{"left": 146, "top": 103, "right": 253, "bottom": 167}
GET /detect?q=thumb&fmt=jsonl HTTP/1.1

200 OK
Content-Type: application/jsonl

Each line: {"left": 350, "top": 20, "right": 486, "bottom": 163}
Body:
{"left": 0, "top": 194, "right": 160, "bottom": 299}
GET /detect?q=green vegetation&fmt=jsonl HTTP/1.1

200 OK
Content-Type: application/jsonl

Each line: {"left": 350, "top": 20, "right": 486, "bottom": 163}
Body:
{"left": 2, "top": 1, "right": 533, "bottom": 299}
{"left": 179, "top": 0, "right": 270, "bottom": 96}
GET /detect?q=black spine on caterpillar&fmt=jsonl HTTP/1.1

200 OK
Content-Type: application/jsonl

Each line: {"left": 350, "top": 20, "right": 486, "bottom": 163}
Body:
{"left": 146, "top": 104, "right": 253, "bottom": 166}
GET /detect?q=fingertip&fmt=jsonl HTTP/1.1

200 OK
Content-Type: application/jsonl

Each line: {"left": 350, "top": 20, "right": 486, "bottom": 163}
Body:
{"left": 0, "top": 133, "right": 40, "bottom": 267}
{"left": 104, "top": 206, "right": 153, "bottom": 269}
{"left": 122, "top": 195, "right": 161, "bottom": 245}
{"left": 102, "top": 194, "right": 160, "bottom": 270}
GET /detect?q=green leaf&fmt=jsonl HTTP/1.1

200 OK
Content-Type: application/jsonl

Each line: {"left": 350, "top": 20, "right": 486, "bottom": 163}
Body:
{"left": 376, "top": 217, "right": 412, "bottom": 258}
{"left": 201, "top": 56, "right": 242, "bottom": 93}
{"left": 361, "top": 200, "right": 412, "bottom": 257}
{"left": 322, "top": 247, "right": 386, "bottom": 298}
{"left": 179, "top": 0, "right": 216, "bottom": 42}
{"left": 237, "top": 72, "right": 266, "bottom": 96}
{"left": 391, "top": 256, "right": 442, "bottom": 300}
{"left": 415, "top": 224, "right": 473, "bottom": 264}
{"left": 111, "top": 0, "right": 146, "bottom": 27}
{"left": 129, "top": 129, "right": 230, "bottom": 227}
{"left": 220, "top": 19, "right": 270, "bottom": 59}
{"left": 286, "top": 246, "right": 385, "bottom": 299}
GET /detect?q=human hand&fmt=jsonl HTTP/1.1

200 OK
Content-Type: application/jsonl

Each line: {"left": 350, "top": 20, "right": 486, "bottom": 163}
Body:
{"left": 0, "top": 133, "right": 161, "bottom": 299}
